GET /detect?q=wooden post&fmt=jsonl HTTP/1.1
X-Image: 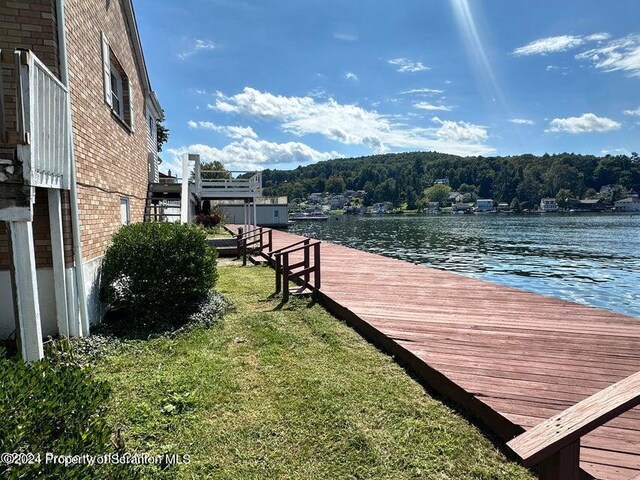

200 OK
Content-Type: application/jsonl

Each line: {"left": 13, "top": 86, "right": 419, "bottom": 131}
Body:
{"left": 314, "top": 242, "right": 321, "bottom": 290}
{"left": 47, "top": 189, "right": 69, "bottom": 337}
{"left": 9, "top": 221, "right": 44, "bottom": 362}
{"left": 268, "top": 229, "right": 272, "bottom": 251}
{"left": 538, "top": 441, "right": 580, "bottom": 480}
{"left": 303, "top": 242, "right": 310, "bottom": 290}
{"left": 275, "top": 254, "right": 281, "bottom": 294}
{"left": 282, "top": 252, "right": 289, "bottom": 302}
{"left": 242, "top": 237, "right": 247, "bottom": 266}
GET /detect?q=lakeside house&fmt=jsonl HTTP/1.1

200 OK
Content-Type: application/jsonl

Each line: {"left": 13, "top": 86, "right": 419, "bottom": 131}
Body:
{"left": 476, "top": 199, "right": 494, "bottom": 213}
{"left": 427, "top": 202, "right": 440, "bottom": 214}
{"left": 540, "top": 198, "right": 559, "bottom": 213}
{"left": 0, "top": 0, "right": 162, "bottom": 360}
{"left": 452, "top": 202, "right": 474, "bottom": 214}
{"left": 217, "top": 197, "right": 289, "bottom": 227}
{"left": 615, "top": 197, "right": 640, "bottom": 212}
{"left": 372, "top": 202, "right": 393, "bottom": 214}
{"left": 578, "top": 198, "right": 606, "bottom": 212}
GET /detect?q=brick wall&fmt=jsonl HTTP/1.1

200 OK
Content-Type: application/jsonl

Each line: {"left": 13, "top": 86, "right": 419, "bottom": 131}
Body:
{"left": 0, "top": 0, "right": 60, "bottom": 134}
{"left": 65, "top": 0, "right": 149, "bottom": 261}
{"left": 0, "top": 0, "right": 150, "bottom": 269}
{"left": 0, "top": 1, "right": 60, "bottom": 272}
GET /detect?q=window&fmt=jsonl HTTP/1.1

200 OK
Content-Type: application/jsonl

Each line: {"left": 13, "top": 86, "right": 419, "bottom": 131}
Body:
{"left": 102, "top": 32, "right": 135, "bottom": 131}
{"left": 110, "top": 67, "right": 124, "bottom": 118}
{"left": 148, "top": 115, "right": 154, "bottom": 136}
{"left": 120, "top": 197, "right": 130, "bottom": 225}
{"left": 274, "top": 210, "right": 279, "bottom": 218}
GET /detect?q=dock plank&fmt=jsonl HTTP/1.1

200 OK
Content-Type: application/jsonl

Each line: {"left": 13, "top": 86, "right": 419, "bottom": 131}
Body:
{"left": 229, "top": 226, "right": 640, "bottom": 479}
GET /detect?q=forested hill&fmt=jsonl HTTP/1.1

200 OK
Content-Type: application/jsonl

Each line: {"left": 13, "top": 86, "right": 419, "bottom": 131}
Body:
{"left": 261, "top": 151, "right": 640, "bottom": 208}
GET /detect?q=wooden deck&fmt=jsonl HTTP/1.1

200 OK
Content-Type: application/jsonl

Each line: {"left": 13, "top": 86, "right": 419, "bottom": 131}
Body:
{"left": 228, "top": 226, "right": 640, "bottom": 479}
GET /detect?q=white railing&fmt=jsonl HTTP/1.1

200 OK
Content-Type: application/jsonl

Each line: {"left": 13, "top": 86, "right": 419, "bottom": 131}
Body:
{"left": 196, "top": 169, "right": 262, "bottom": 197}
{"left": 16, "top": 50, "right": 71, "bottom": 190}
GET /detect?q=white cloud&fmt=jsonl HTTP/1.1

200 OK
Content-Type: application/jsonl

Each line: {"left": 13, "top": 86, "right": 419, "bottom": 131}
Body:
{"left": 166, "top": 140, "right": 342, "bottom": 171}
{"left": 345, "top": 72, "right": 359, "bottom": 81}
{"left": 546, "top": 113, "right": 621, "bottom": 134}
{"left": 577, "top": 34, "right": 640, "bottom": 77}
{"left": 400, "top": 88, "right": 444, "bottom": 95}
{"left": 431, "top": 117, "right": 488, "bottom": 144}
{"left": 388, "top": 58, "right": 430, "bottom": 73}
{"left": 334, "top": 33, "right": 358, "bottom": 41}
{"left": 584, "top": 33, "right": 611, "bottom": 42}
{"left": 187, "top": 121, "right": 258, "bottom": 139}
{"left": 509, "top": 118, "right": 535, "bottom": 125}
{"left": 513, "top": 32, "right": 610, "bottom": 56}
{"left": 513, "top": 35, "right": 584, "bottom": 56}
{"left": 178, "top": 39, "right": 218, "bottom": 60}
{"left": 210, "top": 87, "right": 494, "bottom": 156}
{"left": 624, "top": 107, "right": 640, "bottom": 116}
{"left": 414, "top": 101, "right": 454, "bottom": 112}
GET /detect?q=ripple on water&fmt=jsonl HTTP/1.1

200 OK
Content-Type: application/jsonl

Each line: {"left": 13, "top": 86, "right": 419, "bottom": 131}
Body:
{"left": 290, "top": 214, "right": 640, "bottom": 317}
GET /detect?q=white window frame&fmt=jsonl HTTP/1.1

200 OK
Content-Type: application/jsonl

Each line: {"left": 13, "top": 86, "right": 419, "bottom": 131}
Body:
{"left": 110, "top": 65, "right": 124, "bottom": 119}
{"left": 120, "top": 196, "right": 130, "bottom": 225}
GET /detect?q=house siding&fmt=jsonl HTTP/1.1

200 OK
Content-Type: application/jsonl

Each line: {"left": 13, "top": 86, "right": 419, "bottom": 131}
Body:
{"left": 65, "top": 0, "right": 149, "bottom": 261}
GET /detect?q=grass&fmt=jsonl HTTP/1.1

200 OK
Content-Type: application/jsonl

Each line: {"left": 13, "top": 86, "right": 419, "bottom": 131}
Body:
{"left": 95, "top": 265, "right": 533, "bottom": 480}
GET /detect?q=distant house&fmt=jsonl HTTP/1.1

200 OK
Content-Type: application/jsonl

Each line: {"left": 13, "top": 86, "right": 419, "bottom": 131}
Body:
{"left": 427, "top": 202, "right": 440, "bottom": 214}
{"left": 497, "top": 203, "right": 510, "bottom": 212}
{"left": 540, "top": 198, "right": 559, "bottom": 213}
{"left": 448, "top": 192, "right": 460, "bottom": 203}
{"left": 452, "top": 203, "right": 474, "bottom": 214}
{"left": 330, "top": 195, "right": 347, "bottom": 209}
{"left": 372, "top": 202, "right": 393, "bottom": 214}
{"left": 218, "top": 197, "right": 289, "bottom": 227}
{"left": 308, "top": 192, "right": 324, "bottom": 204}
{"left": 434, "top": 178, "right": 450, "bottom": 186}
{"left": 354, "top": 190, "right": 366, "bottom": 198}
{"left": 343, "top": 190, "right": 356, "bottom": 198}
{"left": 476, "top": 199, "right": 494, "bottom": 213}
{"left": 614, "top": 197, "right": 640, "bottom": 212}
{"left": 578, "top": 198, "right": 606, "bottom": 212}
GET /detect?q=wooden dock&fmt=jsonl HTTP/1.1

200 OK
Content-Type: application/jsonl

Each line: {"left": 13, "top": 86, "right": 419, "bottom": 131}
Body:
{"left": 228, "top": 226, "right": 640, "bottom": 479}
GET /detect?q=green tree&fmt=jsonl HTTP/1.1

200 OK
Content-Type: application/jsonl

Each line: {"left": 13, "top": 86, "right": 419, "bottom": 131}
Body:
{"left": 325, "top": 175, "right": 346, "bottom": 194}
{"left": 555, "top": 188, "right": 573, "bottom": 209}
{"left": 424, "top": 184, "right": 451, "bottom": 205}
{"left": 156, "top": 113, "right": 169, "bottom": 152}
{"left": 458, "top": 183, "right": 476, "bottom": 194}
{"left": 510, "top": 197, "right": 521, "bottom": 213}
{"left": 199, "top": 161, "right": 231, "bottom": 180}
{"left": 406, "top": 187, "right": 418, "bottom": 210}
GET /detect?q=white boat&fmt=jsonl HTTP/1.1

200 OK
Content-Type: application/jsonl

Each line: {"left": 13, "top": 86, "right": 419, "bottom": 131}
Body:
{"left": 292, "top": 211, "right": 329, "bottom": 221}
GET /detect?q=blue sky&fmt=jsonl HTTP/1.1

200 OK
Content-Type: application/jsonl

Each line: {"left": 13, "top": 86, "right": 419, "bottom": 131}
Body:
{"left": 135, "top": 0, "right": 640, "bottom": 173}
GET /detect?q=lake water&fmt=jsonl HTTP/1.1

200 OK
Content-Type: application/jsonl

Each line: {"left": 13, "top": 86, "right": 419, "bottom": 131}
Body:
{"left": 289, "top": 214, "right": 640, "bottom": 318}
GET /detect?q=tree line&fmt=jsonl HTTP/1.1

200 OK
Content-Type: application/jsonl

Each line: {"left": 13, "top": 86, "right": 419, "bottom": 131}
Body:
{"left": 261, "top": 151, "right": 640, "bottom": 209}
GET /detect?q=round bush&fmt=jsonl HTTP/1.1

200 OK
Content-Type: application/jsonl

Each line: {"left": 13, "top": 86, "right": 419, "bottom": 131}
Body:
{"left": 101, "top": 222, "right": 218, "bottom": 321}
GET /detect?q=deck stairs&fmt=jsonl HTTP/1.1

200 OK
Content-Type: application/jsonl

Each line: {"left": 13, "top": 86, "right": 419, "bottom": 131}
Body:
{"left": 143, "top": 182, "right": 183, "bottom": 222}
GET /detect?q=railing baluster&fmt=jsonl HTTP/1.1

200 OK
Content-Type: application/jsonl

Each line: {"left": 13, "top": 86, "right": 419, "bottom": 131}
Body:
{"left": 314, "top": 242, "right": 321, "bottom": 291}
{"left": 282, "top": 253, "right": 289, "bottom": 302}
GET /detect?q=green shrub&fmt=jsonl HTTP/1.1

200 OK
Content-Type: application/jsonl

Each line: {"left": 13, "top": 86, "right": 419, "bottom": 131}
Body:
{"left": 0, "top": 358, "right": 136, "bottom": 479}
{"left": 193, "top": 213, "right": 222, "bottom": 229}
{"left": 101, "top": 222, "right": 218, "bottom": 322}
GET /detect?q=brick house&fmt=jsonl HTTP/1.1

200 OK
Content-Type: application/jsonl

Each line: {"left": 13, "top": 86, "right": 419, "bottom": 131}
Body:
{"left": 0, "top": 0, "right": 162, "bottom": 360}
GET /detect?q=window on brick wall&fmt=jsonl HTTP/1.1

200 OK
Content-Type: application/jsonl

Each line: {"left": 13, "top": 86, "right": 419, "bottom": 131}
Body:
{"left": 102, "top": 32, "right": 135, "bottom": 131}
{"left": 120, "top": 197, "right": 130, "bottom": 225}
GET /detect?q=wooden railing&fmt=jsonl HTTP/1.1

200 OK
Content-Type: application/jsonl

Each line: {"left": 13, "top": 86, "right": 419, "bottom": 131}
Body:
{"left": 16, "top": 50, "right": 71, "bottom": 190}
{"left": 236, "top": 226, "right": 273, "bottom": 266}
{"left": 269, "top": 239, "right": 321, "bottom": 302}
{"left": 507, "top": 370, "right": 640, "bottom": 480}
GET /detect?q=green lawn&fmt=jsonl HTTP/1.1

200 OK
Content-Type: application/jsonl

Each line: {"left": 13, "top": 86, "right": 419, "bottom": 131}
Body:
{"left": 96, "top": 265, "right": 533, "bottom": 479}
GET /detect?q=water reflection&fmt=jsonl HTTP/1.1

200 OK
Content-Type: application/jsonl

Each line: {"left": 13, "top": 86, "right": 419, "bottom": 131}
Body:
{"left": 290, "top": 214, "right": 640, "bottom": 317}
